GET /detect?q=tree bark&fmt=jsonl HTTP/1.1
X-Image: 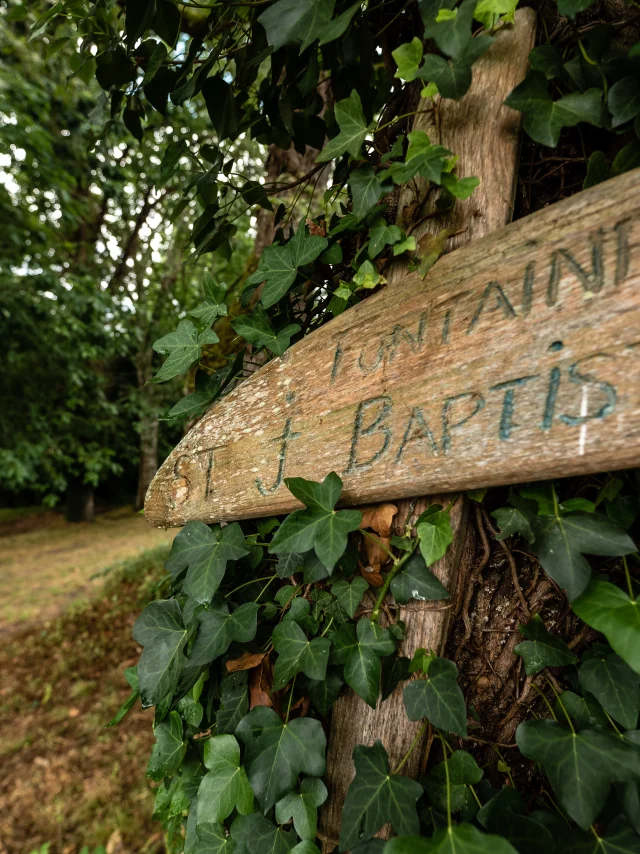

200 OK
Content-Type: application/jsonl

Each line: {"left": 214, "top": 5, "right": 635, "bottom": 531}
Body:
{"left": 134, "top": 346, "right": 159, "bottom": 511}
{"left": 66, "top": 479, "right": 95, "bottom": 523}
{"left": 320, "top": 11, "right": 536, "bottom": 850}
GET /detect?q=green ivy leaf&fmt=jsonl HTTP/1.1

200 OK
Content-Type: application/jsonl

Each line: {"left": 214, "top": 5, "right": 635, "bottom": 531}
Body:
{"left": 516, "top": 720, "right": 640, "bottom": 829}
{"left": 392, "top": 38, "right": 424, "bottom": 81}
{"left": 341, "top": 619, "right": 396, "bottom": 708}
{"left": 133, "top": 599, "right": 187, "bottom": 707}
{"left": 270, "top": 472, "right": 362, "bottom": 571}
{"left": 572, "top": 580, "right": 640, "bottom": 674}
{"left": 248, "top": 222, "right": 328, "bottom": 309}
{"left": 556, "top": 0, "right": 596, "bottom": 18}
{"left": 368, "top": 217, "right": 403, "bottom": 257}
{"left": 197, "top": 734, "right": 254, "bottom": 823}
{"left": 579, "top": 818, "right": 640, "bottom": 854}
{"left": 403, "top": 656, "right": 467, "bottom": 735}
{"left": 193, "top": 821, "right": 236, "bottom": 854}
{"left": 353, "top": 259, "right": 384, "bottom": 289}
{"left": 340, "top": 740, "right": 423, "bottom": 850}
{"left": 492, "top": 503, "right": 536, "bottom": 542}
{"left": 505, "top": 71, "right": 603, "bottom": 147}
{"left": 424, "top": 0, "right": 492, "bottom": 60}
{"left": 473, "top": 0, "right": 517, "bottom": 29}
{"left": 189, "top": 277, "right": 228, "bottom": 327}
{"left": 316, "top": 90, "right": 371, "bottom": 163}
{"left": 190, "top": 601, "right": 259, "bottom": 666}
{"left": 147, "top": 710, "right": 187, "bottom": 781}
{"left": 153, "top": 319, "right": 219, "bottom": 383}
{"left": 217, "top": 671, "right": 249, "bottom": 734}
{"left": 290, "top": 843, "right": 322, "bottom": 854}
{"left": 307, "top": 666, "right": 344, "bottom": 715}
{"left": 232, "top": 306, "right": 300, "bottom": 356}
{"left": 514, "top": 614, "right": 578, "bottom": 675}
{"left": 106, "top": 666, "right": 139, "bottom": 727}
{"left": 533, "top": 514, "right": 635, "bottom": 601}
{"left": 579, "top": 653, "right": 640, "bottom": 730}
{"left": 381, "top": 655, "right": 411, "bottom": 700}
{"left": 423, "top": 750, "right": 483, "bottom": 813}
{"left": 419, "top": 54, "right": 473, "bottom": 100}
{"left": 390, "top": 553, "right": 449, "bottom": 604}
{"left": 272, "top": 619, "right": 331, "bottom": 689}
{"left": 384, "top": 824, "right": 518, "bottom": 854}
{"left": 608, "top": 77, "right": 640, "bottom": 127}
{"left": 383, "top": 130, "right": 451, "bottom": 184}
{"left": 349, "top": 165, "right": 392, "bottom": 219}
{"left": 276, "top": 552, "right": 305, "bottom": 578}
{"left": 417, "top": 509, "right": 452, "bottom": 567}
{"left": 166, "top": 521, "right": 249, "bottom": 604}
{"left": 248, "top": 816, "right": 298, "bottom": 854}
{"left": 275, "top": 777, "right": 328, "bottom": 840}
{"left": 331, "top": 578, "right": 369, "bottom": 619}
{"left": 258, "top": 0, "right": 357, "bottom": 52}
{"left": 236, "top": 706, "right": 326, "bottom": 811}
{"left": 556, "top": 690, "right": 608, "bottom": 730}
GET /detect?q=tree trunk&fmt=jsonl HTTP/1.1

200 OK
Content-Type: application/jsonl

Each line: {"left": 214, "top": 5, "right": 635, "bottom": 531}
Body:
{"left": 136, "top": 414, "right": 159, "bottom": 511}
{"left": 66, "top": 480, "right": 95, "bottom": 523}
{"left": 320, "top": 11, "right": 537, "bottom": 850}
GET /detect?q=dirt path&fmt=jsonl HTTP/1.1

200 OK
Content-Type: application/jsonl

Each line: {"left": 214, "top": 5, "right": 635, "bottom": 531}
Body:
{"left": 0, "top": 508, "right": 175, "bottom": 631}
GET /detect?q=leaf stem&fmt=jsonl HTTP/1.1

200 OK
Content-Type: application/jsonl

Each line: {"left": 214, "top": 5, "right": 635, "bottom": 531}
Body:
{"left": 254, "top": 574, "right": 278, "bottom": 603}
{"left": 370, "top": 538, "right": 420, "bottom": 622}
{"left": 285, "top": 675, "right": 297, "bottom": 723}
{"left": 604, "top": 709, "right": 623, "bottom": 737}
{"left": 532, "top": 682, "right": 558, "bottom": 723}
{"left": 623, "top": 555, "right": 635, "bottom": 600}
{"left": 437, "top": 732, "right": 453, "bottom": 829}
{"left": 225, "top": 575, "right": 276, "bottom": 597}
{"left": 543, "top": 674, "right": 575, "bottom": 734}
{"left": 394, "top": 721, "right": 430, "bottom": 774}
{"left": 361, "top": 529, "right": 396, "bottom": 562}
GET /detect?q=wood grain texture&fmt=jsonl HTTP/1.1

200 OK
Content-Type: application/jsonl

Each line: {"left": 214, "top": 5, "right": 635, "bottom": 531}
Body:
{"left": 319, "top": 13, "right": 535, "bottom": 849}
{"left": 145, "top": 42, "right": 640, "bottom": 536}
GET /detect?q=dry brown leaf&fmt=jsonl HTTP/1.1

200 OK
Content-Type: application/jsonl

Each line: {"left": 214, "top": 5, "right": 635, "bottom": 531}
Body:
{"left": 306, "top": 217, "right": 326, "bottom": 237}
{"left": 249, "top": 657, "right": 274, "bottom": 709}
{"left": 359, "top": 561, "right": 384, "bottom": 588}
{"left": 363, "top": 531, "right": 393, "bottom": 569}
{"left": 360, "top": 503, "right": 398, "bottom": 537}
{"left": 226, "top": 651, "right": 267, "bottom": 673}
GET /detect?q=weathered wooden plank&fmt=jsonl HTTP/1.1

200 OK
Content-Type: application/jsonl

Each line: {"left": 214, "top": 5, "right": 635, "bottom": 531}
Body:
{"left": 146, "top": 166, "right": 640, "bottom": 528}
{"left": 320, "top": 11, "right": 535, "bottom": 848}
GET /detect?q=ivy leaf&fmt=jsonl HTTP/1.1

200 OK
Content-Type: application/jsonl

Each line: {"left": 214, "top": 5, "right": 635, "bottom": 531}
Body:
{"left": 609, "top": 77, "right": 640, "bottom": 127}
{"left": 307, "top": 666, "right": 344, "bottom": 715}
{"left": 189, "top": 278, "right": 228, "bottom": 327}
{"left": 384, "top": 824, "right": 518, "bottom": 854}
{"left": 236, "top": 706, "right": 326, "bottom": 811}
{"left": 392, "top": 38, "right": 424, "bottom": 81}
{"left": 403, "top": 656, "right": 467, "bottom": 736}
{"left": 390, "top": 553, "right": 449, "bottom": 604}
{"left": 424, "top": 750, "right": 483, "bottom": 813}
{"left": 579, "top": 653, "right": 640, "bottom": 730}
{"left": 556, "top": 690, "right": 608, "bottom": 730}
{"left": 166, "top": 521, "right": 249, "bottom": 604}
{"left": 193, "top": 821, "right": 236, "bottom": 854}
{"left": 533, "top": 514, "right": 635, "bottom": 601}
{"left": 424, "top": 0, "right": 485, "bottom": 60}
{"left": 577, "top": 818, "right": 640, "bottom": 854}
{"left": 232, "top": 306, "right": 300, "bottom": 357}
{"left": 217, "top": 671, "right": 249, "bottom": 734}
{"left": 197, "top": 734, "right": 254, "bottom": 823}
{"left": 353, "top": 260, "right": 384, "bottom": 289}
{"left": 269, "top": 472, "right": 363, "bottom": 571}
{"left": 573, "top": 580, "right": 640, "bottom": 674}
{"left": 368, "top": 217, "right": 402, "bottom": 257}
{"left": 516, "top": 720, "right": 640, "bottom": 829}
{"left": 342, "top": 619, "right": 396, "bottom": 708}
{"left": 383, "top": 131, "right": 451, "bottom": 185}
{"left": 349, "top": 165, "right": 392, "bottom": 219}
{"left": 316, "top": 90, "right": 371, "bottom": 163}
{"left": 272, "top": 619, "right": 331, "bottom": 689}
{"left": 417, "top": 509, "right": 453, "bottom": 567}
{"left": 514, "top": 614, "right": 578, "bottom": 675}
{"left": 133, "top": 599, "right": 187, "bottom": 707}
{"left": 340, "top": 740, "right": 423, "bottom": 851}
{"left": 556, "top": 0, "right": 597, "bottom": 18}
{"left": 190, "top": 602, "right": 259, "bottom": 666}
{"left": 248, "top": 222, "right": 328, "bottom": 309}
{"left": 381, "top": 656, "right": 411, "bottom": 701}
{"left": 331, "top": 578, "right": 369, "bottom": 619}
{"left": 419, "top": 55, "right": 473, "bottom": 100}
{"left": 505, "top": 71, "right": 603, "bottom": 147}
{"left": 473, "top": 0, "right": 518, "bottom": 28}
{"left": 492, "top": 505, "right": 536, "bottom": 542}
{"left": 152, "top": 319, "right": 220, "bottom": 383}
{"left": 258, "top": 0, "right": 357, "bottom": 53}
{"left": 229, "top": 813, "right": 263, "bottom": 853}
{"left": 106, "top": 666, "right": 139, "bottom": 727}
{"left": 247, "top": 816, "right": 298, "bottom": 854}
{"left": 275, "top": 777, "right": 328, "bottom": 840}
{"left": 276, "top": 552, "right": 305, "bottom": 578}
{"left": 290, "top": 843, "right": 322, "bottom": 854}
{"left": 147, "top": 710, "right": 186, "bottom": 781}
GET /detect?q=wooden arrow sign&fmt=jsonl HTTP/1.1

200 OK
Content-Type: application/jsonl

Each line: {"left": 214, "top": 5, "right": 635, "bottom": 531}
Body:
{"left": 145, "top": 168, "right": 640, "bottom": 528}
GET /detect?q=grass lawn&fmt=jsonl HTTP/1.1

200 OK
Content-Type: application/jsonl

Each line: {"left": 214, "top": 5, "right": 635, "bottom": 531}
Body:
{"left": 0, "top": 508, "right": 175, "bottom": 630}
{"left": 0, "top": 546, "right": 171, "bottom": 854}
